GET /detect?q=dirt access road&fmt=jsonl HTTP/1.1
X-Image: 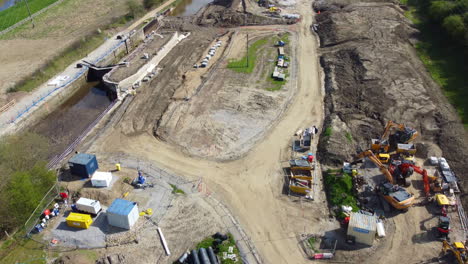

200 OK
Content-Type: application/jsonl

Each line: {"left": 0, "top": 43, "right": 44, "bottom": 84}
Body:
{"left": 91, "top": 0, "right": 327, "bottom": 262}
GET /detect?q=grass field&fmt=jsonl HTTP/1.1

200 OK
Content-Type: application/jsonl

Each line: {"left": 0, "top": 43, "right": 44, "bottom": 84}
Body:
{"left": 402, "top": 2, "right": 468, "bottom": 127}
{"left": 323, "top": 169, "right": 359, "bottom": 215}
{"left": 227, "top": 37, "right": 268, "bottom": 73}
{"left": 8, "top": 32, "right": 107, "bottom": 93}
{"left": 0, "top": 0, "right": 59, "bottom": 31}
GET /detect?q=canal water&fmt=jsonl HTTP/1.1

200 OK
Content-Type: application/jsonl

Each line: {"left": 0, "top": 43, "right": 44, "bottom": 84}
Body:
{"left": 0, "top": 0, "right": 16, "bottom": 12}
{"left": 30, "top": 82, "right": 112, "bottom": 159}
{"left": 171, "top": 0, "right": 212, "bottom": 16}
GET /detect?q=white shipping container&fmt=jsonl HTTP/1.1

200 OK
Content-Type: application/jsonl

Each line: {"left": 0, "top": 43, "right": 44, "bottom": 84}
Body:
{"left": 91, "top": 171, "right": 112, "bottom": 187}
{"left": 76, "top": 197, "right": 102, "bottom": 215}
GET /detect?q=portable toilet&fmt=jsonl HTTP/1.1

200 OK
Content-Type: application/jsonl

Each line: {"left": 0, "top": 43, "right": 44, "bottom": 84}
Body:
{"left": 68, "top": 153, "right": 98, "bottom": 178}
{"left": 91, "top": 171, "right": 112, "bottom": 187}
{"left": 66, "top": 213, "right": 93, "bottom": 229}
{"left": 107, "top": 199, "right": 139, "bottom": 229}
{"left": 347, "top": 212, "right": 377, "bottom": 246}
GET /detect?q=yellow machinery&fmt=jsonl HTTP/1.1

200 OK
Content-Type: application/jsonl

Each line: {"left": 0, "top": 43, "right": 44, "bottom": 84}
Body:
{"left": 442, "top": 240, "right": 468, "bottom": 264}
{"left": 66, "top": 213, "right": 93, "bottom": 229}
{"left": 268, "top": 6, "right": 281, "bottom": 13}
{"left": 289, "top": 178, "right": 311, "bottom": 195}
{"left": 436, "top": 194, "right": 450, "bottom": 206}
{"left": 371, "top": 121, "right": 418, "bottom": 153}
{"left": 354, "top": 150, "right": 414, "bottom": 210}
{"left": 355, "top": 150, "right": 394, "bottom": 184}
{"left": 288, "top": 160, "right": 312, "bottom": 194}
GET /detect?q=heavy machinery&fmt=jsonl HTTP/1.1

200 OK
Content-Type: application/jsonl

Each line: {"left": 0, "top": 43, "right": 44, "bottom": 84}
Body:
{"left": 371, "top": 121, "right": 418, "bottom": 153}
{"left": 353, "top": 150, "right": 415, "bottom": 210}
{"left": 389, "top": 160, "right": 437, "bottom": 196}
{"left": 437, "top": 216, "right": 450, "bottom": 240}
{"left": 377, "top": 183, "right": 415, "bottom": 210}
{"left": 441, "top": 240, "right": 468, "bottom": 264}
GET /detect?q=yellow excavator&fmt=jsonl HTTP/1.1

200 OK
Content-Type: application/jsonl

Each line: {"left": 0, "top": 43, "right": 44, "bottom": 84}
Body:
{"left": 371, "top": 121, "right": 418, "bottom": 153}
{"left": 442, "top": 240, "right": 468, "bottom": 264}
{"left": 353, "top": 150, "right": 414, "bottom": 210}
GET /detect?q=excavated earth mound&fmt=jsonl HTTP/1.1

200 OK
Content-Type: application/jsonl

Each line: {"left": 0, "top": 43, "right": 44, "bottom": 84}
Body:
{"left": 314, "top": 2, "right": 468, "bottom": 207}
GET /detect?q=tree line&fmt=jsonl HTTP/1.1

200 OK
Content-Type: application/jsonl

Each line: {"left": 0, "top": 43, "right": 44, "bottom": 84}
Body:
{"left": 0, "top": 133, "right": 55, "bottom": 237}
{"left": 419, "top": 0, "right": 468, "bottom": 47}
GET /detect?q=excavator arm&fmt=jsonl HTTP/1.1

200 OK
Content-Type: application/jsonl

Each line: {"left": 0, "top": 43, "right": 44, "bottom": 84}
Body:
{"left": 379, "top": 120, "right": 418, "bottom": 144}
{"left": 355, "top": 150, "right": 394, "bottom": 184}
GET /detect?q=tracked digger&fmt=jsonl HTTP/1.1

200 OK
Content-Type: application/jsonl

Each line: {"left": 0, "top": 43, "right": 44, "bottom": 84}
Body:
{"left": 441, "top": 240, "right": 468, "bottom": 264}
{"left": 352, "top": 150, "right": 415, "bottom": 210}
{"left": 371, "top": 120, "right": 418, "bottom": 154}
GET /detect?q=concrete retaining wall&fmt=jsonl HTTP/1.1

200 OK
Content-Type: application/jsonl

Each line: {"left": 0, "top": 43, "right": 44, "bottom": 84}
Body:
{"left": 103, "top": 32, "right": 189, "bottom": 100}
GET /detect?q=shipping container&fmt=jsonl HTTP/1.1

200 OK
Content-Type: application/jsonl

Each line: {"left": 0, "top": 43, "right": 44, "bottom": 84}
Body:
{"left": 66, "top": 213, "right": 93, "bottom": 229}
{"left": 91, "top": 171, "right": 112, "bottom": 187}
{"left": 347, "top": 212, "right": 377, "bottom": 246}
{"left": 68, "top": 153, "right": 99, "bottom": 178}
{"left": 76, "top": 197, "right": 102, "bottom": 215}
{"left": 107, "top": 199, "right": 139, "bottom": 229}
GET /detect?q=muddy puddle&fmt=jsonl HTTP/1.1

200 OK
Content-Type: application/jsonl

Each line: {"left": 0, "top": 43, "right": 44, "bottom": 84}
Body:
{"left": 30, "top": 82, "right": 112, "bottom": 159}
{"left": 171, "top": 0, "right": 212, "bottom": 16}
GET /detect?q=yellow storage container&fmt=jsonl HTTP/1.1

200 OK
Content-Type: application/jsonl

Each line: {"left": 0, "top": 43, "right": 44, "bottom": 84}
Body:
{"left": 66, "top": 213, "right": 93, "bottom": 229}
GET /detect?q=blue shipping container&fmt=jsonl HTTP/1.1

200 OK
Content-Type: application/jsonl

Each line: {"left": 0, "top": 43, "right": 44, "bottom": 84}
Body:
{"left": 68, "top": 153, "right": 98, "bottom": 178}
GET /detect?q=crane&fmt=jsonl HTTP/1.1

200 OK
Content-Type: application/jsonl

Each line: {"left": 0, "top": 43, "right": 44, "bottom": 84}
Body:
{"left": 371, "top": 121, "right": 418, "bottom": 153}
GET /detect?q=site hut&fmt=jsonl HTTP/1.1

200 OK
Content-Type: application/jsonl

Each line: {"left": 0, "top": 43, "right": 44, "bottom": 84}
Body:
{"left": 75, "top": 197, "right": 102, "bottom": 216}
{"left": 107, "top": 198, "right": 139, "bottom": 230}
{"left": 278, "top": 47, "right": 285, "bottom": 56}
{"left": 347, "top": 212, "right": 377, "bottom": 246}
{"left": 91, "top": 171, "right": 113, "bottom": 188}
{"left": 68, "top": 153, "right": 99, "bottom": 178}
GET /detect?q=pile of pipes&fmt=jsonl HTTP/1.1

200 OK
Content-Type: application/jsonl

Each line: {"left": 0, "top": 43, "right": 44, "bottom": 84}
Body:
{"left": 178, "top": 247, "right": 219, "bottom": 264}
{"left": 195, "top": 40, "right": 222, "bottom": 68}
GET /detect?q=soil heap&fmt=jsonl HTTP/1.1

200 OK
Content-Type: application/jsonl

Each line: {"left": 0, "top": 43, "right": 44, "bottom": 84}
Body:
{"left": 314, "top": 2, "right": 468, "bottom": 206}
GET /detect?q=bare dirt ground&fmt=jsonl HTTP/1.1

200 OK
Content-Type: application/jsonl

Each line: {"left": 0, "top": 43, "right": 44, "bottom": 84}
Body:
{"left": 116, "top": 25, "right": 224, "bottom": 135}
{"left": 156, "top": 30, "right": 296, "bottom": 160}
{"left": 107, "top": 33, "right": 173, "bottom": 82}
{"left": 85, "top": 0, "right": 329, "bottom": 262}
{"left": 314, "top": 1, "right": 468, "bottom": 209}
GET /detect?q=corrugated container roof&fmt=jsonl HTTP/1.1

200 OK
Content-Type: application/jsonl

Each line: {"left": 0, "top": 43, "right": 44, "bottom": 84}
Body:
{"left": 349, "top": 212, "right": 377, "bottom": 231}
{"left": 77, "top": 197, "right": 99, "bottom": 206}
{"left": 108, "top": 199, "right": 137, "bottom": 216}
{"left": 69, "top": 153, "right": 96, "bottom": 165}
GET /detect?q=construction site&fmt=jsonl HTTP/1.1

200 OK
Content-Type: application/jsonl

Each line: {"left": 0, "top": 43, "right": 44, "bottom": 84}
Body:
{"left": 1, "top": 0, "right": 468, "bottom": 263}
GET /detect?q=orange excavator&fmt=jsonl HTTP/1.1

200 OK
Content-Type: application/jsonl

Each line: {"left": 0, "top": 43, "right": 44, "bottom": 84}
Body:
{"left": 388, "top": 161, "right": 437, "bottom": 197}
{"left": 371, "top": 121, "right": 418, "bottom": 153}
{"left": 353, "top": 150, "right": 414, "bottom": 210}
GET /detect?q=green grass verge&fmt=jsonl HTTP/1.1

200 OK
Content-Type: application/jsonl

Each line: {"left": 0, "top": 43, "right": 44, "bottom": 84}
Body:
{"left": 195, "top": 234, "right": 241, "bottom": 264}
{"left": 307, "top": 237, "right": 318, "bottom": 253}
{"left": 169, "top": 184, "right": 185, "bottom": 194}
{"left": 227, "top": 38, "right": 268, "bottom": 73}
{"left": 323, "top": 170, "right": 359, "bottom": 212}
{"left": 401, "top": 2, "right": 468, "bottom": 128}
{"left": 0, "top": 238, "right": 46, "bottom": 264}
{"left": 323, "top": 127, "right": 332, "bottom": 137}
{"left": 8, "top": 32, "right": 107, "bottom": 93}
{"left": 0, "top": 0, "right": 59, "bottom": 31}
